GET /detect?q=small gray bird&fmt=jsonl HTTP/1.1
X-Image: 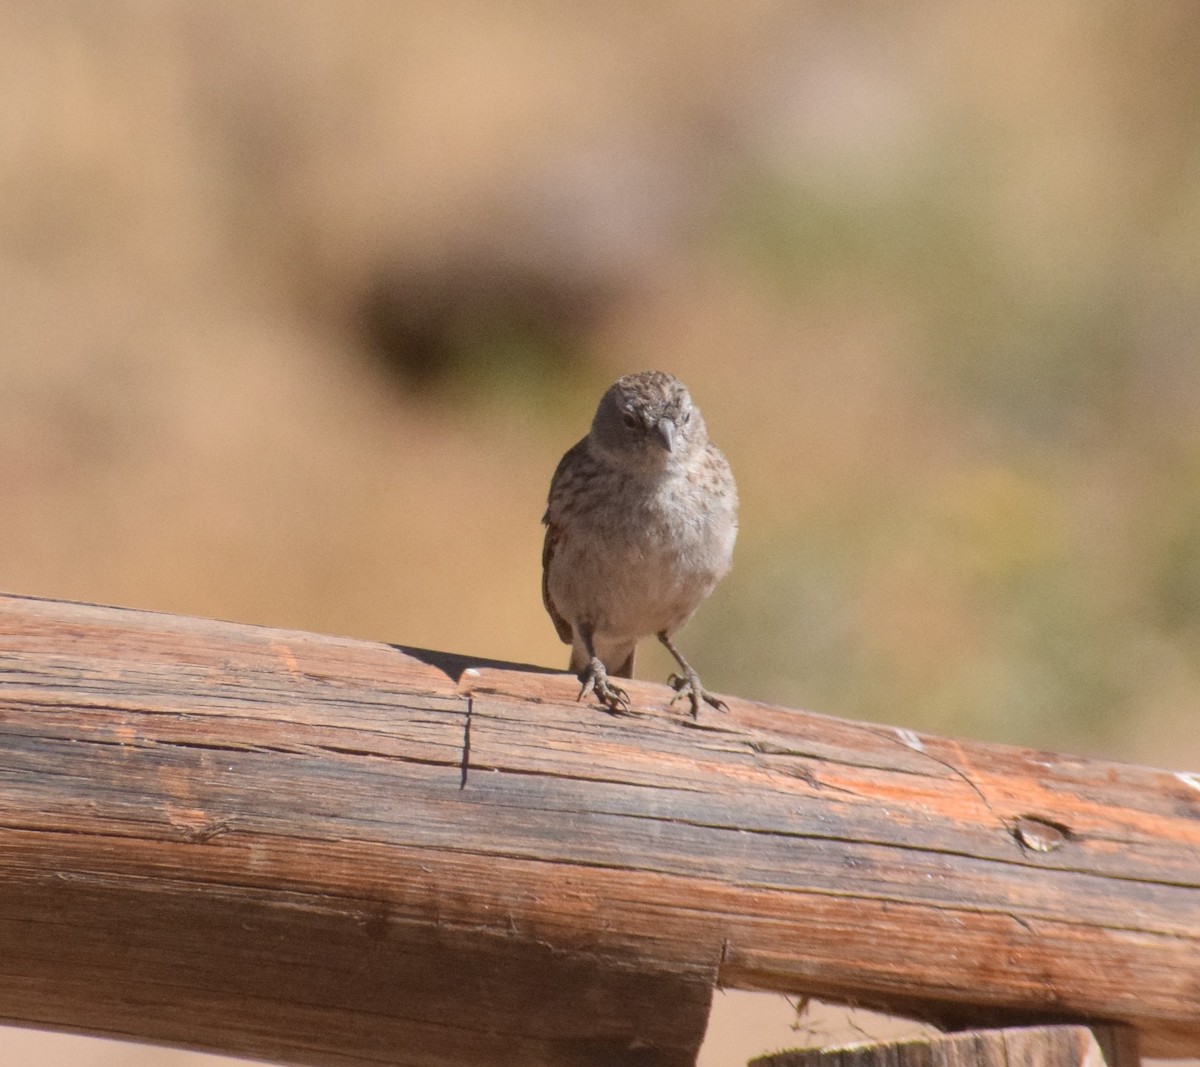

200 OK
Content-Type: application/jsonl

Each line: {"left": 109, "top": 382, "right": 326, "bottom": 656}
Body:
{"left": 542, "top": 370, "right": 738, "bottom": 717}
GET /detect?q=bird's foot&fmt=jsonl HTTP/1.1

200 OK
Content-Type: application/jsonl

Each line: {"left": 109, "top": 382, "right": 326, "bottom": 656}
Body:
{"left": 668, "top": 669, "right": 728, "bottom": 719}
{"left": 577, "top": 658, "right": 630, "bottom": 714}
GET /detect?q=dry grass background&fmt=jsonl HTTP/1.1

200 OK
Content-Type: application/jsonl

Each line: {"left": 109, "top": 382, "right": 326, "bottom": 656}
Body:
{"left": 2, "top": 3, "right": 1200, "bottom": 1064}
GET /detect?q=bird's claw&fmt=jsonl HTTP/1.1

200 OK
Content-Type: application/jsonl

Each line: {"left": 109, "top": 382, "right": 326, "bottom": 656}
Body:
{"left": 578, "top": 658, "right": 631, "bottom": 714}
{"left": 668, "top": 671, "right": 728, "bottom": 719}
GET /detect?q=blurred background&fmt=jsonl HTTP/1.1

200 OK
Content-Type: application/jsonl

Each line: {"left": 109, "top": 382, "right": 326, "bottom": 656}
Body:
{"left": 2, "top": 2, "right": 1200, "bottom": 1064}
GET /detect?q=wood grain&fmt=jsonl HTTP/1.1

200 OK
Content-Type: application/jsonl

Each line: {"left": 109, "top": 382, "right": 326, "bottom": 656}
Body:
{"left": 0, "top": 593, "right": 1198, "bottom": 1065}
{"left": 751, "top": 1024, "right": 1139, "bottom": 1067}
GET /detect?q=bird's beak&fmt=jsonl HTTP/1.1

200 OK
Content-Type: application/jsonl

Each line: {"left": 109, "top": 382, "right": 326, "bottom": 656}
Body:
{"left": 653, "top": 417, "right": 676, "bottom": 452}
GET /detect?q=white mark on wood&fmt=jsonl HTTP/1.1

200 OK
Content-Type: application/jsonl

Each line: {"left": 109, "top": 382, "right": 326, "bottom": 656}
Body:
{"left": 270, "top": 641, "right": 301, "bottom": 677}
{"left": 1176, "top": 771, "right": 1200, "bottom": 794}
{"left": 464, "top": 668, "right": 481, "bottom": 677}
{"left": 896, "top": 728, "right": 924, "bottom": 751}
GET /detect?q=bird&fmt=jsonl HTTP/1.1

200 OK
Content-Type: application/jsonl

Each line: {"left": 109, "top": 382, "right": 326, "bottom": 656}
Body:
{"left": 541, "top": 370, "right": 738, "bottom": 717}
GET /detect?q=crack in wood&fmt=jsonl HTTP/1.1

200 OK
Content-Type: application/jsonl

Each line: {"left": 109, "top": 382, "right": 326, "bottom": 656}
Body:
{"left": 879, "top": 730, "right": 1007, "bottom": 831}
{"left": 463, "top": 762, "right": 710, "bottom": 792}
{"left": 460, "top": 695, "right": 472, "bottom": 790}
{"left": 749, "top": 741, "right": 967, "bottom": 779}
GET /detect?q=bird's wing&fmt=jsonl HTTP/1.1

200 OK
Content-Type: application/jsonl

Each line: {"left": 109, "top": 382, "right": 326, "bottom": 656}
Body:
{"left": 541, "top": 437, "right": 588, "bottom": 646}
{"left": 541, "top": 520, "right": 574, "bottom": 644}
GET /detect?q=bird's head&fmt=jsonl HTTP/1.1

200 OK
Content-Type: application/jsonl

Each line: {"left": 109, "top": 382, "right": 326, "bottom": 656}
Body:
{"left": 589, "top": 370, "right": 706, "bottom": 468}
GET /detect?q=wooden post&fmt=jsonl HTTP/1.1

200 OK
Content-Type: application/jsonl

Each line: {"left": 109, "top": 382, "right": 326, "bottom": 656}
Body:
{"left": 0, "top": 593, "right": 1198, "bottom": 1066}
{"left": 752, "top": 1024, "right": 1139, "bottom": 1067}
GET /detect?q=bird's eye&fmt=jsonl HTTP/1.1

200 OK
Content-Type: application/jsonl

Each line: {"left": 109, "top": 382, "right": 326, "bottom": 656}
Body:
{"left": 680, "top": 409, "right": 691, "bottom": 424}
{"left": 622, "top": 412, "right": 639, "bottom": 430}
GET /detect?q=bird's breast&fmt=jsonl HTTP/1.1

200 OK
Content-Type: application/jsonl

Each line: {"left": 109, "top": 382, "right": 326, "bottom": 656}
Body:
{"left": 548, "top": 471, "right": 735, "bottom": 639}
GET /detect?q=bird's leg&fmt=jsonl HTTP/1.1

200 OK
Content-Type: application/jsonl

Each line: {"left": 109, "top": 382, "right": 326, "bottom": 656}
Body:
{"left": 656, "top": 631, "right": 727, "bottom": 718}
{"left": 575, "top": 624, "right": 630, "bottom": 713}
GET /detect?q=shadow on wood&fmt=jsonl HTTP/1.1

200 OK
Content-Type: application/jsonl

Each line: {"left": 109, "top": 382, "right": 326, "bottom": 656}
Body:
{"left": 0, "top": 593, "right": 1198, "bottom": 1065}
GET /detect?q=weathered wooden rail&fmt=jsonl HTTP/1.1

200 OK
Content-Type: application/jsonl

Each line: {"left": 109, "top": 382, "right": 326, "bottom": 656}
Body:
{"left": 754, "top": 1024, "right": 1139, "bottom": 1067}
{"left": 0, "top": 593, "right": 1197, "bottom": 1066}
